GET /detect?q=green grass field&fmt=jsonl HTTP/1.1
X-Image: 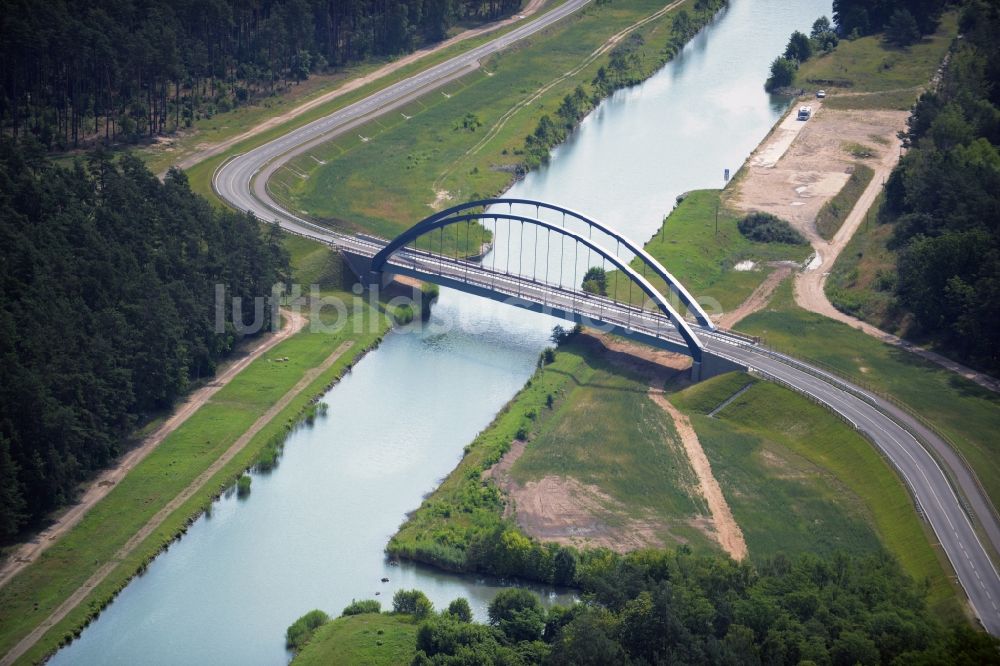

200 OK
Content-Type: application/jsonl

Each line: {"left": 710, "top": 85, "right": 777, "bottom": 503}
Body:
{"left": 292, "top": 613, "right": 418, "bottom": 666}
{"left": 795, "top": 12, "right": 957, "bottom": 105}
{"left": 825, "top": 191, "right": 902, "bottom": 329}
{"left": 815, "top": 163, "right": 874, "bottom": 240}
{"left": 613, "top": 190, "right": 811, "bottom": 314}
{"left": 737, "top": 279, "right": 1000, "bottom": 520}
{"left": 0, "top": 237, "right": 393, "bottom": 663}
{"left": 672, "top": 373, "right": 962, "bottom": 621}
{"left": 274, "top": 0, "right": 701, "bottom": 238}
{"left": 507, "top": 337, "right": 713, "bottom": 550}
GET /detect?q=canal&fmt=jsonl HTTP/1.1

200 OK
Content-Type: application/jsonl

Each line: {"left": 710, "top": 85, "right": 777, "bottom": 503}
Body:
{"left": 53, "top": 0, "right": 830, "bottom": 663}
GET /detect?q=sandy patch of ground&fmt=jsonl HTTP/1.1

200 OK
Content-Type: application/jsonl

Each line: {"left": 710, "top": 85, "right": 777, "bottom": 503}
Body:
{"left": 716, "top": 264, "right": 793, "bottom": 329}
{"left": 729, "top": 103, "right": 907, "bottom": 244}
{"left": 729, "top": 100, "right": 998, "bottom": 391}
{"left": 649, "top": 391, "right": 747, "bottom": 560}
{"left": 430, "top": 189, "right": 453, "bottom": 210}
{"left": 484, "top": 440, "right": 673, "bottom": 553}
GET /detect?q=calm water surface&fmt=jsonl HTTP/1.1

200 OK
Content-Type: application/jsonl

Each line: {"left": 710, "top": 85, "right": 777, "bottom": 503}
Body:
{"left": 53, "top": 0, "right": 830, "bottom": 663}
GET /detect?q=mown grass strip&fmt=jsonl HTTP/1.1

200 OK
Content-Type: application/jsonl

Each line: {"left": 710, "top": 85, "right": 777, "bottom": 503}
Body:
{"left": 673, "top": 373, "right": 963, "bottom": 621}
{"left": 737, "top": 278, "right": 1000, "bottom": 523}
{"left": 815, "top": 163, "right": 874, "bottom": 240}
{"left": 1, "top": 304, "right": 390, "bottom": 664}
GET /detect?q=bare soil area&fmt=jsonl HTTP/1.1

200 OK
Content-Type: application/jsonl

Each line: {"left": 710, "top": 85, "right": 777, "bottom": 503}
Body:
{"left": 729, "top": 99, "right": 999, "bottom": 392}
{"left": 728, "top": 102, "right": 907, "bottom": 244}
{"left": 484, "top": 440, "right": 674, "bottom": 553}
{"left": 483, "top": 333, "right": 746, "bottom": 558}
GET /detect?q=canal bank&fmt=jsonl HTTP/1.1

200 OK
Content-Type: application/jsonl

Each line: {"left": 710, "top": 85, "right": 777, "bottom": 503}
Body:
{"left": 49, "top": 1, "right": 832, "bottom": 663}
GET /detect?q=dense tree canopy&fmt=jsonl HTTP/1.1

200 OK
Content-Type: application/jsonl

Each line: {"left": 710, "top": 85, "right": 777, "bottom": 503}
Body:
{"left": 881, "top": 0, "right": 1000, "bottom": 372}
{"left": 832, "top": 0, "right": 944, "bottom": 38}
{"left": 0, "top": 141, "right": 288, "bottom": 538}
{"left": 407, "top": 549, "right": 998, "bottom": 664}
{"left": 0, "top": 0, "right": 525, "bottom": 149}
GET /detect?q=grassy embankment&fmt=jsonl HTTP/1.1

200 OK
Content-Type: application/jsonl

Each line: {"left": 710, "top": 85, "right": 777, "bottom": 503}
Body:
{"left": 0, "top": 238, "right": 393, "bottom": 664}
{"left": 737, "top": 278, "right": 1000, "bottom": 533}
{"left": 824, "top": 190, "right": 902, "bottom": 326}
{"left": 388, "top": 327, "right": 926, "bottom": 577}
{"left": 672, "top": 372, "right": 961, "bottom": 621}
{"left": 794, "top": 12, "right": 957, "bottom": 111}
{"left": 292, "top": 613, "right": 418, "bottom": 666}
{"left": 272, "top": 0, "right": 712, "bottom": 239}
{"left": 608, "top": 190, "right": 811, "bottom": 314}
{"left": 169, "top": 2, "right": 576, "bottom": 202}
{"left": 814, "top": 163, "right": 874, "bottom": 240}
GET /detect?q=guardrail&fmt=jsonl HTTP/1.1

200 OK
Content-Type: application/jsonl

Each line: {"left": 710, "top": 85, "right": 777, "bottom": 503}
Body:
{"left": 749, "top": 337, "right": 998, "bottom": 535}
{"left": 745, "top": 364, "right": 926, "bottom": 519}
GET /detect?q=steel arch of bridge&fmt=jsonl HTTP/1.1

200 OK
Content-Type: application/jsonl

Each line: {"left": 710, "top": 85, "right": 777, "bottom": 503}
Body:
{"left": 369, "top": 210, "right": 705, "bottom": 362}
{"left": 373, "top": 198, "right": 715, "bottom": 329}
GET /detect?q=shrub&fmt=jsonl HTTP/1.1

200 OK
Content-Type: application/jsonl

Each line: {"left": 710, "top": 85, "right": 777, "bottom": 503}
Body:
{"left": 236, "top": 474, "right": 251, "bottom": 498}
{"left": 488, "top": 588, "right": 545, "bottom": 642}
{"left": 765, "top": 57, "right": 797, "bottom": 91}
{"left": 447, "top": 598, "right": 473, "bottom": 622}
{"left": 737, "top": 212, "right": 808, "bottom": 245}
{"left": 393, "top": 589, "right": 434, "bottom": 619}
{"left": 581, "top": 266, "right": 608, "bottom": 295}
{"left": 342, "top": 599, "right": 381, "bottom": 616}
{"left": 285, "top": 609, "right": 329, "bottom": 651}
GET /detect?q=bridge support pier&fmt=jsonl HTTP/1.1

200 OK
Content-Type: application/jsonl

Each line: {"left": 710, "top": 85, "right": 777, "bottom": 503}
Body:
{"left": 697, "top": 352, "right": 747, "bottom": 382}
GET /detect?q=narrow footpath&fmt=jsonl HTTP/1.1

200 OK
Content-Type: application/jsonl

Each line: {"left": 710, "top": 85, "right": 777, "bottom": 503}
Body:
{"left": 1, "top": 340, "right": 355, "bottom": 666}
{"left": 0, "top": 309, "right": 306, "bottom": 590}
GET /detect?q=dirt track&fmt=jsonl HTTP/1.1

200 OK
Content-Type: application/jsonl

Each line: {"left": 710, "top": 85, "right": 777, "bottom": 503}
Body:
{"left": 1, "top": 337, "right": 354, "bottom": 666}
{"left": 649, "top": 391, "right": 747, "bottom": 560}
{"left": 716, "top": 265, "right": 793, "bottom": 329}
{"left": 0, "top": 309, "right": 307, "bottom": 591}
{"left": 729, "top": 100, "right": 999, "bottom": 392}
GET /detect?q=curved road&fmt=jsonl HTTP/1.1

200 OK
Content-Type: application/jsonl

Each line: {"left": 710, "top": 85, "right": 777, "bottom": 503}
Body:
{"left": 212, "top": 0, "right": 1000, "bottom": 635}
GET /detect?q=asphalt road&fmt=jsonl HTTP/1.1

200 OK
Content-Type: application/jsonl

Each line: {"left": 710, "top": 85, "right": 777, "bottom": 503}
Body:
{"left": 210, "top": 0, "right": 1000, "bottom": 635}
{"left": 214, "top": 0, "right": 593, "bottom": 237}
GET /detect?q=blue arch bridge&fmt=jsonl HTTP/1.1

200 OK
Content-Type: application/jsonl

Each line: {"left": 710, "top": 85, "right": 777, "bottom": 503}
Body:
{"left": 331, "top": 198, "right": 746, "bottom": 381}
{"left": 261, "top": 197, "right": 1000, "bottom": 635}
